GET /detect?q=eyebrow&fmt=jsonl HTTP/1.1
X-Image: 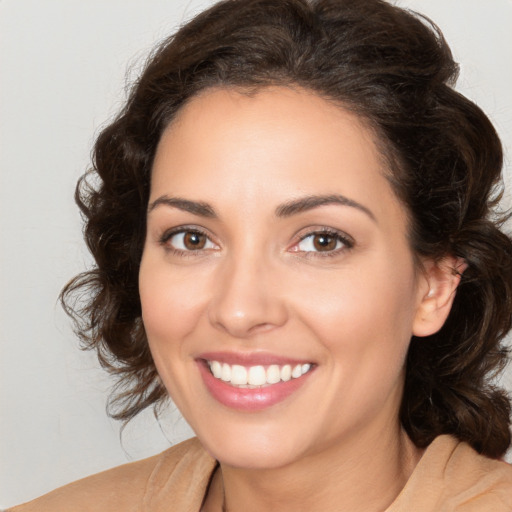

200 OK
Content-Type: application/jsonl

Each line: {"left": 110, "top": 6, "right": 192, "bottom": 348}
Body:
{"left": 147, "top": 193, "right": 376, "bottom": 222}
{"left": 275, "top": 194, "right": 376, "bottom": 222}
{"left": 148, "top": 196, "right": 217, "bottom": 217}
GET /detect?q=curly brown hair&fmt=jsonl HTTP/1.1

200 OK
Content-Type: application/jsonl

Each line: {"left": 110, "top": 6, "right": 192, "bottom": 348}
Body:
{"left": 61, "top": 0, "right": 512, "bottom": 458}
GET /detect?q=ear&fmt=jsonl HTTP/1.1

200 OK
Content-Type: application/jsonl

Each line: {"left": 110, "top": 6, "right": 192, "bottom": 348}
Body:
{"left": 412, "top": 256, "right": 467, "bottom": 337}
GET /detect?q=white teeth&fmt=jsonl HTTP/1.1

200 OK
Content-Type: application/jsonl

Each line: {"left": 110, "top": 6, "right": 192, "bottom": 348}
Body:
{"left": 280, "top": 364, "right": 292, "bottom": 382}
{"left": 208, "top": 360, "right": 312, "bottom": 387}
{"left": 266, "top": 365, "right": 281, "bottom": 384}
{"left": 231, "top": 365, "right": 247, "bottom": 385}
{"left": 221, "top": 363, "right": 231, "bottom": 382}
{"left": 248, "top": 366, "right": 266, "bottom": 386}
{"left": 211, "top": 361, "right": 222, "bottom": 379}
{"left": 291, "top": 364, "right": 302, "bottom": 378}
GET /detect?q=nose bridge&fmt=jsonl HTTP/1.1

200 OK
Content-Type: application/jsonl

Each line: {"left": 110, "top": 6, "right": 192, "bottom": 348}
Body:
{"left": 208, "top": 246, "right": 287, "bottom": 338}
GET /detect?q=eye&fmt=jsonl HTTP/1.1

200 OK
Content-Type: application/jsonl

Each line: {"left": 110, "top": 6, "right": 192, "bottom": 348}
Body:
{"left": 293, "top": 230, "right": 353, "bottom": 254}
{"left": 161, "top": 228, "right": 217, "bottom": 252}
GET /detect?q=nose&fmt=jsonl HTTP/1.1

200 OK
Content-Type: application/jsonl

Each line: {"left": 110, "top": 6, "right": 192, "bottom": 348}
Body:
{"left": 208, "top": 254, "right": 288, "bottom": 339}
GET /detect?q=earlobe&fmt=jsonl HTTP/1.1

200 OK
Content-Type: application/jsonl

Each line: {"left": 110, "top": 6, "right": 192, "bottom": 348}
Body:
{"left": 412, "top": 256, "right": 467, "bottom": 337}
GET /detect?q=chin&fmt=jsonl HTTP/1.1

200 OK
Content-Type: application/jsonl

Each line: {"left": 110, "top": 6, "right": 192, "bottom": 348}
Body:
{"left": 193, "top": 419, "right": 311, "bottom": 470}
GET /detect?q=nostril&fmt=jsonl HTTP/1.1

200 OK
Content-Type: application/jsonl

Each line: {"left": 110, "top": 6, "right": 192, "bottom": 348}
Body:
{"left": 208, "top": 306, "right": 286, "bottom": 338}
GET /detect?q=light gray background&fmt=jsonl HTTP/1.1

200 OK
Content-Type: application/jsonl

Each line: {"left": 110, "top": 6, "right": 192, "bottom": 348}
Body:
{"left": 1, "top": 0, "right": 511, "bottom": 508}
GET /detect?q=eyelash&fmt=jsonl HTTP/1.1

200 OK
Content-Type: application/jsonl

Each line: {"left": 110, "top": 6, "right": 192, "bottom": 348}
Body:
{"left": 158, "top": 226, "right": 354, "bottom": 257}
{"left": 159, "top": 226, "right": 217, "bottom": 257}
{"left": 294, "top": 228, "right": 354, "bottom": 258}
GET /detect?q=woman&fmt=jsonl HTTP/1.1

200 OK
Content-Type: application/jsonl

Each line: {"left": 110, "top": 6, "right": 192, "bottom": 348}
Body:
{"left": 9, "top": 0, "right": 512, "bottom": 510}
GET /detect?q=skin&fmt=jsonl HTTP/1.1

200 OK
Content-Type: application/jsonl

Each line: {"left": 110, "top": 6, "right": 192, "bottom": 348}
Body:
{"left": 139, "top": 87, "right": 462, "bottom": 512}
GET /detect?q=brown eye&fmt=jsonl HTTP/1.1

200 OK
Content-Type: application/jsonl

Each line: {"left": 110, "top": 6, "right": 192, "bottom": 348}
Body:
{"left": 312, "top": 234, "right": 337, "bottom": 251}
{"left": 183, "top": 231, "right": 207, "bottom": 250}
{"left": 295, "top": 230, "right": 352, "bottom": 254}
{"left": 163, "top": 229, "right": 216, "bottom": 252}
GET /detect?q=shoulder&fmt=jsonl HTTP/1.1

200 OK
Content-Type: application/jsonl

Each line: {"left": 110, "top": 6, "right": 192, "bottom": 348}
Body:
{"left": 8, "top": 437, "right": 215, "bottom": 512}
{"left": 442, "top": 438, "right": 512, "bottom": 511}
{"left": 391, "top": 435, "right": 512, "bottom": 512}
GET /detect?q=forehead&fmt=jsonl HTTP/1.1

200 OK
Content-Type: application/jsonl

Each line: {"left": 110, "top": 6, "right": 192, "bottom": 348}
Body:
{"left": 151, "top": 86, "right": 403, "bottom": 224}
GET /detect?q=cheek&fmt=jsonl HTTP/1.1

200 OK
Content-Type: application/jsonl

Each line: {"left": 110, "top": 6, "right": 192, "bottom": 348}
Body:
{"left": 291, "top": 266, "right": 416, "bottom": 424}
{"left": 289, "top": 257, "right": 417, "bottom": 367}
{"left": 138, "top": 256, "right": 212, "bottom": 408}
{"left": 139, "top": 256, "right": 211, "bottom": 344}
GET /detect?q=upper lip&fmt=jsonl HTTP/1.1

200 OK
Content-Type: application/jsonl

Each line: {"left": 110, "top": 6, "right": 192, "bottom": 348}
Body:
{"left": 197, "top": 351, "right": 314, "bottom": 367}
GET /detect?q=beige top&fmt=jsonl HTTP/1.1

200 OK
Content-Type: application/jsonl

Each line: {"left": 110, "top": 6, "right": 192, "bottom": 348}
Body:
{"left": 9, "top": 435, "right": 512, "bottom": 512}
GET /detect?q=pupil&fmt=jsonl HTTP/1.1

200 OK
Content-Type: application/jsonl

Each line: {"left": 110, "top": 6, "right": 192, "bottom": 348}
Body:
{"left": 184, "top": 232, "right": 206, "bottom": 250}
{"left": 313, "top": 234, "right": 336, "bottom": 251}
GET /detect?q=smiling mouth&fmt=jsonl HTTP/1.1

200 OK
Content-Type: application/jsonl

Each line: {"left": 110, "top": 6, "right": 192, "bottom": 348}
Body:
{"left": 206, "top": 360, "right": 313, "bottom": 388}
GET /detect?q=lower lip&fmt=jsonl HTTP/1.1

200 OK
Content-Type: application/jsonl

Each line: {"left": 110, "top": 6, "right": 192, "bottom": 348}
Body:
{"left": 197, "top": 361, "right": 313, "bottom": 411}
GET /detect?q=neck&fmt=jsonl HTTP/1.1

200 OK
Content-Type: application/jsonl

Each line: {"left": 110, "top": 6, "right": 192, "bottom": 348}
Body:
{"left": 205, "top": 423, "right": 423, "bottom": 512}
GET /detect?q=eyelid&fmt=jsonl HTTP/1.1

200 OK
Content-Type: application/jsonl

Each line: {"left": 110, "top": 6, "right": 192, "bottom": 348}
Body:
{"left": 290, "top": 227, "right": 354, "bottom": 255}
{"left": 159, "top": 225, "right": 219, "bottom": 253}
{"left": 156, "top": 224, "right": 353, "bottom": 257}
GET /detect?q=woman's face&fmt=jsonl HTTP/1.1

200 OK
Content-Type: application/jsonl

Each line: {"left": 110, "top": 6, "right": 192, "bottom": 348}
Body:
{"left": 139, "top": 87, "right": 430, "bottom": 469}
